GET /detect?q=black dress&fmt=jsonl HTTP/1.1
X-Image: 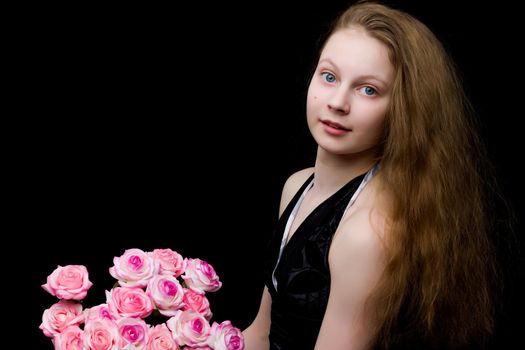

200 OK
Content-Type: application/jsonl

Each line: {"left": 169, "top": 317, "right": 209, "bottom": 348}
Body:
{"left": 263, "top": 172, "right": 367, "bottom": 350}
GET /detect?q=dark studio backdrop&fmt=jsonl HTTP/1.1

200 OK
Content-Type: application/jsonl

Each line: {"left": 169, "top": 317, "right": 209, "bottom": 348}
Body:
{"left": 24, "top": 1, "right": 523, "bottom": 348}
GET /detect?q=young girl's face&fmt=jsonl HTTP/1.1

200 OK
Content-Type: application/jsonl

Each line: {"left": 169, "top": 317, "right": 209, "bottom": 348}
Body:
{"left": 307, "top": 27, "right": 394, "bottom": 157}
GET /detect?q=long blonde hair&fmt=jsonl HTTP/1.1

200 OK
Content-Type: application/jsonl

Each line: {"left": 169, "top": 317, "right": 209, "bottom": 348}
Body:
{"left": 329, "top": 2, "right": 498, "bottom": 348}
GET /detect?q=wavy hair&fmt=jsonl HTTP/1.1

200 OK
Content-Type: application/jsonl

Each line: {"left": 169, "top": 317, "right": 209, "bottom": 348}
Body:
{"left": 328, "top": 2, "right": 499, "bottom": 348}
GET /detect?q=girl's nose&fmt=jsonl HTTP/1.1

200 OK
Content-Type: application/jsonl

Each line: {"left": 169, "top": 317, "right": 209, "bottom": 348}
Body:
{"left": 327, "top": 88, "right": 350, "bottom": 115}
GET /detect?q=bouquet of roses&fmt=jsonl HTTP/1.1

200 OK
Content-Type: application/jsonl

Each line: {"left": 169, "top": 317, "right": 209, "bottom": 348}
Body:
{"left": 40, "top": 248, "right": 244, "bottom": 350}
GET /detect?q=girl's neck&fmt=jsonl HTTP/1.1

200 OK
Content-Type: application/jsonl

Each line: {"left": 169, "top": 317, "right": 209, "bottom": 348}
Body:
{"left": 312, "top": 147, "right": 377, "bottom": 194}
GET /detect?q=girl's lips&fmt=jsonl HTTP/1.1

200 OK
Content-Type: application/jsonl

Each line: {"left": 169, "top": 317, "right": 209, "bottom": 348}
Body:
{"left": 321, "top": 119, "right": 351, "bottom": 136}
{"left": 321, "top": 119, "right": 350, "bottom": 131}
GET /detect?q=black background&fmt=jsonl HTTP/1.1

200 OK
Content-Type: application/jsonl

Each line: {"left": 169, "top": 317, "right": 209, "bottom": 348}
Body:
{"left": 20, "top": 1, "right": 523, "bottom": 348}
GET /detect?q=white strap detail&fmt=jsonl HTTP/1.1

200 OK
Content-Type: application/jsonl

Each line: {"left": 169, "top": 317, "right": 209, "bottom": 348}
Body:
{"left": 343, "top": 163, "right": 379, "bottom": 216}
{"left": 272, "top": 179, "right": 314, "bottom": 290}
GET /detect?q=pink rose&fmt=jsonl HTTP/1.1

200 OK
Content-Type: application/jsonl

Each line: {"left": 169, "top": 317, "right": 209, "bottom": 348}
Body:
{"left": 40, "top": 300, "right": 83, "bottom": 337}
{"left": 151, "top": 248, "right": 186, "bottom": 277}
{"left": 210, "top": 321, "right": 244, "bottom": 350}
{"left": 147, "top": 275, "right": 185, "bottom": 316}
{"left": 182, "top": 288, "right": 212, "bottom": 320}
{"left": 83, "top": 318, "right": 119, "bottom": 350}
{"left": 42, "top": 265, "right": 93, "bottom": 300}
{"left": 53, "top": 325, "right": 84, "bottom": 350}
{"left": 181, "top": 259, "right": 222, "bottom": 292}
{"left": 107, "top": 286, "right": 153, "bottom": 318}
{"left": 117, "top": 317, "right": 148, "bottom": 350}
{"left": 83, "top": 303, "right": 117, "bottom": 322}
{"left": 109, "top": 248, "right": 158, "bottom": 288}
{"left": 147, "top": 324, "right": 180, "bottom": 350}
{"left": 166, "top": 310, "right": 211, "bottom": 348}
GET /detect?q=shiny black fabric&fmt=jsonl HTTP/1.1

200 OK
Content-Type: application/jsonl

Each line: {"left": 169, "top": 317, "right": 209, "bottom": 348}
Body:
{"left": 263, "top": 173, "right": 367, "bottom": 350}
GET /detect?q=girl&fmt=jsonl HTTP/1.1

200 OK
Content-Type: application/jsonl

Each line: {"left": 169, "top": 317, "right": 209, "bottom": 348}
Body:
{"left": 244, "top": 2, "right": 499, "bottom": 349}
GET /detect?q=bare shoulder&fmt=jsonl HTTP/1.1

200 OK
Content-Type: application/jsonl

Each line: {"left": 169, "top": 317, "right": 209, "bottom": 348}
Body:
{"left": 279, "top": 167, "right": 314, "bottom": 217}
{"left": 329, "top": 179, "right": 390, "bottom": 282}
{"left": 330, "top": 209, "right": 386, "bottom": 269}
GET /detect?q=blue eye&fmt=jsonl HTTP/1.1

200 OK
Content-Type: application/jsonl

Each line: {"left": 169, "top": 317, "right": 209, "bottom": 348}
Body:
{"left": 321, "top": 72, "right": 336, "bottom": 83}
{"left": 360, "top": 86, "right": 377, "bottom": 96}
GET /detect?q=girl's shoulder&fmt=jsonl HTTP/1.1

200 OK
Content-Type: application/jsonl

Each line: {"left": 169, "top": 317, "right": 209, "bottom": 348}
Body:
{"left": 278, "top": 167, "right": 314, "bottom": 217}
{"left": 335, "top": 176, "right": 391, "bottom": 246}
